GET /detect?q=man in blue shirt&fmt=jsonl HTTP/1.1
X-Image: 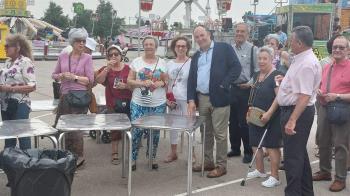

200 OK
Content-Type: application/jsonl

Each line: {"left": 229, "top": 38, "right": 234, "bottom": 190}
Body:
{"left": 188, "top": 25, "right": 241, "bottom": 178}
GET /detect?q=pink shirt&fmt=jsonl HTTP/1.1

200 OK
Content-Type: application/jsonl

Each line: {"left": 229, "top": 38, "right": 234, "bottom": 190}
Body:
{"left": 277, "top": 49, "right": 321, "bottom": 106}
{"left": 52, "top": 53, "right": 94, "bottom": 95}
{"left": 319, "top": 59, "right": 350, "bottom": 105}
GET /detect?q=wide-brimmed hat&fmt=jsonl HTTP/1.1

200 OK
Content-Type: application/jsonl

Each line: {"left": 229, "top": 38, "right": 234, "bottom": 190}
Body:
{"left": 85, "top": 37, "right": 97, "bottom": 51}
{"left": 107, "top": 44, "right": 123, "bottom": 54}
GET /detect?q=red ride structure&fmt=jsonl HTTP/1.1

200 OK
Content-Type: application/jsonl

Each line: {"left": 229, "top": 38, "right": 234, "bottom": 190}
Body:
{"left": 140, "top": 0, "right": 154, "bottom": 12}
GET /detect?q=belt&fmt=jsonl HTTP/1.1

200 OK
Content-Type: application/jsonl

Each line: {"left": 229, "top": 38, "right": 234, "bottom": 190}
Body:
{"left": 197, "top": 92, "right": 209, "bottom": 96}
{"left": 280, "top": 105, "right": 295, "bottom": 111}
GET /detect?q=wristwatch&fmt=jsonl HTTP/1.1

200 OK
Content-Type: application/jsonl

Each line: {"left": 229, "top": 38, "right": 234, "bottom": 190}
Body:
{"left": 74, "top": 76, "right": 78, "bottom": 83}
{"left": 336, "top": 94, "right": 341, "bottom": 101}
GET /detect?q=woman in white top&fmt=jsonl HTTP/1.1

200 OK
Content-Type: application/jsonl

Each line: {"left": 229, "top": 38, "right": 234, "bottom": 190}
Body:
{"left": 127, "top": 36, "right": 168, "bottom": 171}
{"left": 164, "top": 36, "right": 196, "bottom": 163}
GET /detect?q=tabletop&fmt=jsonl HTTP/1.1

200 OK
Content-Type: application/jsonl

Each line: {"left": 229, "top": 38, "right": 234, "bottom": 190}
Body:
{"left": 131, "top": 114, "right": 204, "bottom": 132}
{"left": 56, "top": 113, "right": 131, "bottom": 132}
{"left": 0, "top": 119, "right": 57, "bottom": 139}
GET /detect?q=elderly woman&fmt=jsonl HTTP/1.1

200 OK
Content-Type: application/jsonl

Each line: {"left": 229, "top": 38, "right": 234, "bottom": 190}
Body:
{"left": 266, "top": 34, "right": 290, "bottom": 74}
{"left": 127, "top": 36, "right": 167, "bottom": 170}
{"left": 246, "top": 46, "right": 282, "bottom": 188}
{"left": 164, "top": 36, "right": 196, "bottom": 163}
{"left": 52, "top": 28, "right": 94, "bottom": 168}
{"left": 96, "top": 45, "right": 132, "bottom": 165}
{"left": 0, "top": 34, "right": 36, "bottom": 150}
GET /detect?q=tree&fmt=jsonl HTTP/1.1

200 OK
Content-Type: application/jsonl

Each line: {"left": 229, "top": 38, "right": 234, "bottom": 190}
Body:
{"left": 190, "top": 19, "right": 198, "bottom": 28}
{"left": 94, "top": 0, "right": 125, "bottom": 38}
{"left": 74, "top": 9, "right": 93, "bottom": 33}
{"left": 136, "top": 17, "right": 145, "bottom": 26}
{"left": 41, "top": 2, "right": 70, "bottom": 29}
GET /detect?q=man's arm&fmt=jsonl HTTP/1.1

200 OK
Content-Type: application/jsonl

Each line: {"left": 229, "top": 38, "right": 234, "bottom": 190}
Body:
{"left": 220, "top": 44, "right": 242, "bottom": 89}
{"left": 285, "top": 94, "right": 310, "bottom": 135}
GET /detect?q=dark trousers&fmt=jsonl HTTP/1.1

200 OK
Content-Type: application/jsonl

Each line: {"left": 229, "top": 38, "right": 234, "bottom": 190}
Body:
{"left": 229, "top": 87, "right": 253, "bottom": 155}
{"left": 2, "top": 103, "right": 31, "bottom": 150}
{"left": 281, "top": 106, "right": 315, "bottom": 196}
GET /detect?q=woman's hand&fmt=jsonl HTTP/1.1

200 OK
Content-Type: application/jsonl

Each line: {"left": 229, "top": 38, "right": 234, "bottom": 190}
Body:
{"left": 152, "top": 81, "right": 165, "bottom": 89}
{"left": 107, "top": 60, "right": 117, "bottom": 68}
{"left": 166, "top": 100, "right": 177, "bottom": 110}
{"left": 260, "top": 111, "right": 272, "bottom": 124}
{"left": 115, "top": 82, "right": 128, "bottom": 89}
{"left": 143, "top": 80, "right": 153, "bottom": 88}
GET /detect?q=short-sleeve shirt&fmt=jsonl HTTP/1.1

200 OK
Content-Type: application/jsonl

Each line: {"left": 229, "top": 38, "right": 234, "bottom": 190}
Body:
{"left": 233, "top": 41, "right": 259, "bottom": 84}
{"left": 130, "top": 57, "right": 167, "bottom": 107}
{"left": 319, "top": 59, "right": 350, "bottom": 105}
{"left": 167, "top": 59, "right": 191, "bottom": 101}
{"left": 97, "top": 65, "right": 132, "bottom": 109}
{"left": 277, "top": 49, "right": 321, "bottom": 106}
{"left": 0, "top": 55, "right": 36, "bottom": 110}
{"left": 251, "top": 70, "right": 281, "bottom": 111}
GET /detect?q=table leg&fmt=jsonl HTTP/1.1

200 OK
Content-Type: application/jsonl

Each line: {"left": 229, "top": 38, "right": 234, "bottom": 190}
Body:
{"left": 201, "top": 124, "right": 205, "bottom": 177}
{"left": 126, "top": 131, "right": 132, "bottom": 196}
{"left": 148, "top": 129, "right": 153, "bottom": 170}
{"left": 96, "top": 130, "right": 101, "bottom": 144}
{"left": 58, "top": 133, "right": 66, "bottom": 150}
{"left": 122, "top": 131, "right": 126, "bottom": 178}
{"left": 47, "top": 136, "right": 58, "bottom": 149}
{"left": 186, "top": 131, "right": 194, "bottom": 196}
{"left": 34, "top": 136, "right": 39, "bottom": 148}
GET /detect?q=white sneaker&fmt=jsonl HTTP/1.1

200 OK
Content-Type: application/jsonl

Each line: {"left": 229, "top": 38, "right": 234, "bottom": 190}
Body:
{"left": 247, "top": 169, "right": 268, "bottom": 178}
{"left": 262, "top": 176, "right": 281, "bottom": 188}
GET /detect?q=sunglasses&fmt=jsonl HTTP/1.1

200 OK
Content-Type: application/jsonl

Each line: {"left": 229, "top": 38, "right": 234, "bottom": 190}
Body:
{"left": 332, "top": 45, "right": 346, "bottom": 51}
{"left": 75, "top": 39, "right": 86, "bottom": 43}
{"left": 108, "top": 52, "right": 120, "bottom": 57}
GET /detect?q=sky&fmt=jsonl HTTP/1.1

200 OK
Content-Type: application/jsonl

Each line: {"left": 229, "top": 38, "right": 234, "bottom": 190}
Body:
{"left": 27, "top": 0, "right": 278, "bottom": 24}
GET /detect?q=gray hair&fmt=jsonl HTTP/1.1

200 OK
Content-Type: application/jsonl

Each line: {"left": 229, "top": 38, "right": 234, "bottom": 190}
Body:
{"left": 292, "top": 26, "right": 314, "bottom": 47}
{"left": 235, "top": 22, "right": 251, "bottom": 34}
{"left": 258, "top": 46, "right": 275, "bottom": 59}
{"left": 266, "top": 34, "right": 280, "bottom": 45}
{"left": 68, "top": 28, "right": 88, "bottom": 45}
{"left": 142, "top": 36, "right": 159, "bottom": 48}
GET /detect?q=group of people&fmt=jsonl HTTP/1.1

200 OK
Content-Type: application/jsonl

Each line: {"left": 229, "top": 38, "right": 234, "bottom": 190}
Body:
{"left": 1, "top": 22, "right": 349, "bottom": 196}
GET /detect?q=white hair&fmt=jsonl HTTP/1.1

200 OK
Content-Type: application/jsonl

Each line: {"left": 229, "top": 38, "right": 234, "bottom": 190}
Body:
{"left": 68, "top": 28, "right": 88, "bottom": 45}
{"left": 258, "top": 46, "right": 275, "bottom": 59}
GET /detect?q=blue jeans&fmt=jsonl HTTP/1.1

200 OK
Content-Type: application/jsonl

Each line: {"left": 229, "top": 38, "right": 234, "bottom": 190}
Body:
{"left": 2, "top": 102, "right": 31, "bottom": 150}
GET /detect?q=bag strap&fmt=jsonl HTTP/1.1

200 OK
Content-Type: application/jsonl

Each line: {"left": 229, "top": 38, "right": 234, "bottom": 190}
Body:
{"left": 171, "top": 58, "right": 190, "bottom": 89}
{"left": 326, "top": 64, "right": 334, "bottom": 94}
{"left": 250, "top": 45, "right": 255, "bottom": 78}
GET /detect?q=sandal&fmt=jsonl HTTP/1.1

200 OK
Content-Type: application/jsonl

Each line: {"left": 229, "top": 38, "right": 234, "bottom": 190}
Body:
{"left": 163, "top": 154, "right": 178, "bottom": 163}
{"left": 111, "top": 153, "right": 120, "bottom": 165}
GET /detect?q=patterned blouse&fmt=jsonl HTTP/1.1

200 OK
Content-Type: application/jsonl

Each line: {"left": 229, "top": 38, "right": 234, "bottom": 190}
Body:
{"left": 0, "top": 55, "right": 36, "bottom": 110}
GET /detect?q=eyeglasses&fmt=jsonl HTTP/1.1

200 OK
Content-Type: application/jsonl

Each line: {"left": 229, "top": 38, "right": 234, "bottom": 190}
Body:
{"left": 75, "top": 39, "right": 86, "bottom": 43}
{"left": 332, "top": 45, "right": 346, "bottom": 51}
{"left": 175, "top": 45, "right": 187, "bottom": 49}
{"left": 108, "top": 53, "right": 120, "bottom": 57}
{"left": 4, "top": 44, "right": 15, "bottom": 49}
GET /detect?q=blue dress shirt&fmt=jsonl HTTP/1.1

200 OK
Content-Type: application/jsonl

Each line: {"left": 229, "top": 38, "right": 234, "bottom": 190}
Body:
{"left": 196, "top": 41, "right": 214, "bottom": 94}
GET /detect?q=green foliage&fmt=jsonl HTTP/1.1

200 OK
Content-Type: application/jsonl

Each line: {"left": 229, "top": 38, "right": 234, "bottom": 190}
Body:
{"left": 94, "top": 0, "right": 125, "bottom": 38}
{"left": 74, "top": 9, "right": 93, "bottom": 33}
{"left": 41, "top": 2, "right": 70, "bottom": 29}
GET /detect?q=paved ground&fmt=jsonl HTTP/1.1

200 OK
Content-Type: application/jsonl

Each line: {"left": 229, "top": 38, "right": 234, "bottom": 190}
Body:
{"left": 0, "top": 52, "right": 349, "bottom": 196}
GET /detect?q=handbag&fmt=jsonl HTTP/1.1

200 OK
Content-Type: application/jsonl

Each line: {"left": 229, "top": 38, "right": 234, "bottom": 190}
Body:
{"left": 325, "top": 64, "right": 349, "bottom": 125}
{"left": 246, "top": 72, "right": 268, "bottom": 127}
{"left": 65, "top": 53, "right": 91, "bottom": 108}
{"left": 52, "top": 80, "right": 61, "bottom": 99}
{"left": 106, "top": 72, "right": 131, "bottom": 114}
{"left": 66, "top": 90, "right": 91, "bottom": 108}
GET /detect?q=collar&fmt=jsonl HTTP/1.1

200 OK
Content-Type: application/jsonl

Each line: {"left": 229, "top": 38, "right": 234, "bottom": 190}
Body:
{"left": 234, "top": 41, "right": 247, "bottom": 50}
{"left": 293, "top": 48, "right": 313, "bottom": 62}
{"left": 200, "top": 41, "right": 214, "bottom": 53}
{"left": 333, "top": 58, "right": 350, "bottom": 67}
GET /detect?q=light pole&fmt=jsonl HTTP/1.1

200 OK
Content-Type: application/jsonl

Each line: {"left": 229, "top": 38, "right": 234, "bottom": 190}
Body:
{"left": 138, "top": 0, "right": 141, "bottom": 56}
{"left": 91, "top": 13, "right": 97, "bottom": 36}
{"left": 110, "top": 10, "right": 117, "bottom": 38}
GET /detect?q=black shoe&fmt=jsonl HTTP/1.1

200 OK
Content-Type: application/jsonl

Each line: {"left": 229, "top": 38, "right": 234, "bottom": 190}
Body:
{"left": 152, "top": 163, "right": 158, "bottom": 170}
{"left": 242, "top": 154, "right": 252, "bottom": 164}
{"left": 227, "top": 150, "right": 241, "bottom": 157}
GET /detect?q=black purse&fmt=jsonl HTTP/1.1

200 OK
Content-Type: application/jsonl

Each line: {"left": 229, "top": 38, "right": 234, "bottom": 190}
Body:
{"left": 52, "top": 80, "right": 61, "bottom": 99}
{"left": 325, "top": 64, "right": 349, "bottom": 125}
{"left": 114, "top": 99, "right": 130, "bottom": 114}
{"left": 65, "top": 53, "right": 91, "bottom": 108}
{"left": 66, "top": 90, "right": 92, "bottom": 108}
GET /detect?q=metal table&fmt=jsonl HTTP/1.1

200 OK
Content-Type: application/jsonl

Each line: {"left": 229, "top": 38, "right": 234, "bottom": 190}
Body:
{"left": 55, "top": 113, "right": 132, "bottom": 196}
{"left": 0, "top": 118, "right": 58, "bottom": 148}
{"left": 131, "top": 114, "right": 205, "bottom": 196}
